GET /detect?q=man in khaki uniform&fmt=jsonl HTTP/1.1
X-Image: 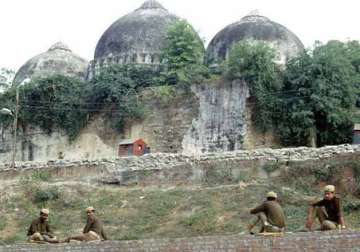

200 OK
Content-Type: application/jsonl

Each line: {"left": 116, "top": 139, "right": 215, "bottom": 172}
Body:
{"left": 305, "top": 185, "right": 346, "bottom": 231}
{"left": 27, "top": 209, "right": 58, "bottom": 243}
{"left": 249, "top": 191, "right": 285, "bottom": 233}
{"left": 63, "top": 207, "right": 107, "bottom": 242}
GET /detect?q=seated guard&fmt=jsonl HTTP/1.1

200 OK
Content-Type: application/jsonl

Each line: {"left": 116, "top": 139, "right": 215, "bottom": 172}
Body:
{"left": 63, "top": 206, "right": 107, "bottom": 242}
{"left": 27, "top": 209, "right": 58, "bottom": 243}
{"left": 305, "top": 185, "right": 346, "bottom": 231}
{"left": 249, "top": 191, "right": 285, "bottom": 233}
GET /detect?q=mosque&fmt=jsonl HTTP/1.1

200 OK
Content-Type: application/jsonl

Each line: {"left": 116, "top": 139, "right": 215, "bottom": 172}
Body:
{"left": 12, "top": 0, "right": 304, "bottom": 86}
{"left": 0, "top": 0, "right": 309, "bottom": 161}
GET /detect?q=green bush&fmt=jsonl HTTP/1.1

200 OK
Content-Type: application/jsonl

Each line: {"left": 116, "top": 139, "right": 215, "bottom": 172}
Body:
{"left": 33, "top": 186, "right": 60, "bottom": 204}
{"left": 343, "top": 201, "right": 360, "bottom": 213}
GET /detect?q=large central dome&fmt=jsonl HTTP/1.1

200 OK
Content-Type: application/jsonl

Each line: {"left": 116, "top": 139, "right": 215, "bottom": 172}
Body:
{"left": 94, "top": 0, "right": 180, "bottom": 64}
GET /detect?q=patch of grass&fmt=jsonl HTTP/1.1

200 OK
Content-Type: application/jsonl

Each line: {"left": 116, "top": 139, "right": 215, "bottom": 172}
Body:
{"left": 283, "top": 205, "right": 307, "bottom": 232}
{"left": 342, "top": 196, "right": 360, "bottom": 213}
{"left": 2, "top": 172, "right": 360, "bottom": 245}
{"left": 181, "top": 208, "right": 217, "bottom": 234}
{"left": 350, "top": 161, "right": 360, "bottom": 182}
{"left": 2, "top": 233, "right": 24, "bottom": 244}
{"left": 0, "top": 218, "right": 7, "bottom": 232}
{"left": 203, "top": 167, "right": 235, "bottom": 185}
{"left": 262, "top": 162, "right": 281, "bottom": 174}
{"left": 31, "top": 170, "right": 51, "bottom": 182}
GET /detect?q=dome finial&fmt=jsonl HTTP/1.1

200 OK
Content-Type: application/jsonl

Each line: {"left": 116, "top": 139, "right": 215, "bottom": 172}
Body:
{"left": 48, "top": 42, "right": 72, "bottom": 52}
{"left": 138, "top": 0, "right": 166, "bottom": 10}
{"left": 247, "top": 9, "right": 261, "bottom": 16}
{"left": 242, "top": 10, "right": 269, "bottom": 22}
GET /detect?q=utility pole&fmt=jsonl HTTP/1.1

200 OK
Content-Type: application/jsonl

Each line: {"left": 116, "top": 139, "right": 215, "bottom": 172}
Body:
{"left": 0, "top": 87, "right": 19, "bottom": 168}
{"left": 11, "top": 88, "right": 19, "bottom": 168}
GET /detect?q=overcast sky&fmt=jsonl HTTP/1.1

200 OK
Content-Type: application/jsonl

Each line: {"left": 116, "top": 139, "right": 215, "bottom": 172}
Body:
{"left": 1, "top": 0, "right": 360, "bottom": 71}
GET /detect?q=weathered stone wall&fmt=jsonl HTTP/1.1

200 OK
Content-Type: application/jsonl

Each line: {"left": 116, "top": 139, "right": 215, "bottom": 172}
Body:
{"left": 1, "top": 145, "right": 359, "bottom": 187}
{"left": 242, "top": 103, "right": 281, "bottom": 149}
{"left": 1, "top": 78, "right": 285, "bottom": 164}
{"left": 0, "top": 115, "right": 119, "bottom": 163}
{"left": 125, "top": 79, "right": 254, "bottom": 155}
{"left": 123, "top": 86, "right": 199, "bottom": 154}
{"left": 1, "top": 231, "right": 360, "bottom": 252}
{"left": 0, "top": 78, "right": 278, "bottom": 163}
{"left": 124, "top": 78, "right": 279, "bottom": 155}
{"left": 182, "top": 79, "right": 249, "bottom": 155}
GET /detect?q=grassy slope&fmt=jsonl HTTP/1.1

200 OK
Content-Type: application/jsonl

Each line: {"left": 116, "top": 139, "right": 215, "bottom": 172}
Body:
{"left": 1, "top": 168, "right": 360, "bottom": 244}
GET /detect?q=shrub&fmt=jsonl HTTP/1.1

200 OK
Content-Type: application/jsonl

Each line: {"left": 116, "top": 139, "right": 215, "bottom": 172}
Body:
{"left": 33, "top": 186, "right": 60, "bottom": 204}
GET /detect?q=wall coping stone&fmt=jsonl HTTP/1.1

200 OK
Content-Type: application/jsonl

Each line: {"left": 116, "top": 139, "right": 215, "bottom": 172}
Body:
{"left": 0, "top": 144, "right": 359, "bottom": 175}
{"left": 0, "top": 231, "right": 360, "bottom": 252}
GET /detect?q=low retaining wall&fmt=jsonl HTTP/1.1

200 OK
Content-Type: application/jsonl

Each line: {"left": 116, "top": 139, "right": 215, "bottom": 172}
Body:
{"left": 1, "top": 231, "right": 360, "bottom": 252}
{"left": 0, "top": 145, "right": 359, "bottom": 186}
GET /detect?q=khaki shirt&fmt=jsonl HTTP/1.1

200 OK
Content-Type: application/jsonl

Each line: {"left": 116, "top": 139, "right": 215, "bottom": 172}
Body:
{"left": 250, "top": 200, "right": 286, "bottom": 228}
{"left": 83, "top": 216, "right": 107, "bottom": 240}
{"left": 27, "top": 218, "right": 53, "bottom": 237}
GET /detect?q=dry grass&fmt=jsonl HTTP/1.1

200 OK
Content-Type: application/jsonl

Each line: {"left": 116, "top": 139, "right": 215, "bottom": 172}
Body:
{"left": 1, "top": 165, "right": 360, "bottom": 244}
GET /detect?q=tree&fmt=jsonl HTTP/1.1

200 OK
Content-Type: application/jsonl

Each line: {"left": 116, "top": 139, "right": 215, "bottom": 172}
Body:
{"left": 160, "top": 20, "right": 208, "bottom": 85}
{"left": 87, "top": 65, "right": 145, "bottom": 132}
{"left": 346, "top": 41, "right": 360, "bottom": 109}
{"left": 19, "top": 75, "right": 89, "bottom": 141}
{"left": 225, "top": 40, "right": 282, "bottom": 131}
{"left": 279, "top": 41, "right": 358, "bottom": 146}
{"left": 0, "top": 68, "right": 15, "bottom": 93}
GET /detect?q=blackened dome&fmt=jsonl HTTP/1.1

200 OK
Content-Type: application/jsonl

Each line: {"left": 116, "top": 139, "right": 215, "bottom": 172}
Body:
{"left": 94, "top": 0, "right": 180, "bottom": 61}
{"left": 14, "top": 42, "right": 88, "bottom": 86}
{"left": 206, "top": 13, "right": 304, "bottom": 65}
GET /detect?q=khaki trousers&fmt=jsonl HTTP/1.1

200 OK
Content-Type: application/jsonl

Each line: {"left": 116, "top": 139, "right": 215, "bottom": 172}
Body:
{"left": 251, "top": 213, "right": 284, "bottom": 233}
{"left": 315, "top": 207, "right": 338, "bottom": 231}
{"left": 66, "top": 231, "right": 101, "bottom": 242}
{"left": 28, "top": 232, "right": 58, "bottom": 243}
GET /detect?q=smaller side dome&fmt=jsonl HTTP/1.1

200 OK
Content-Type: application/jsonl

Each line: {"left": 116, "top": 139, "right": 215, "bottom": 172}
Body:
{"left": 13, "top": 42, "right": 88, "bottom": 86}
{"left": 206, "top": 12, "right": 305, "bottom": 66}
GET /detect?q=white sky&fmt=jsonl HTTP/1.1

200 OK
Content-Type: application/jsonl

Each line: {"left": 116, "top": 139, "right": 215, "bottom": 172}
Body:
{"left": 1, "top": 0, "right": 360, "bottom": 71}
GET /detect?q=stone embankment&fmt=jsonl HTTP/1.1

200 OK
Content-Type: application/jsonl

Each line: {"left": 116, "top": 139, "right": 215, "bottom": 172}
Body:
{"left": 0, "top": 144, "right": 359, "bottom": 185}
{"left": 0, "top": 144, "right": 358, "bottom": 171}
{"left": 1, "top": 231, "right": 360, "bottom": 252}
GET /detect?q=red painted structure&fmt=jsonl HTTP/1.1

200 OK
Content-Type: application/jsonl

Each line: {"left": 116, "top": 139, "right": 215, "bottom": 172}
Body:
{"left": 118, "top": 139, "right": 148, "bottom": 157}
